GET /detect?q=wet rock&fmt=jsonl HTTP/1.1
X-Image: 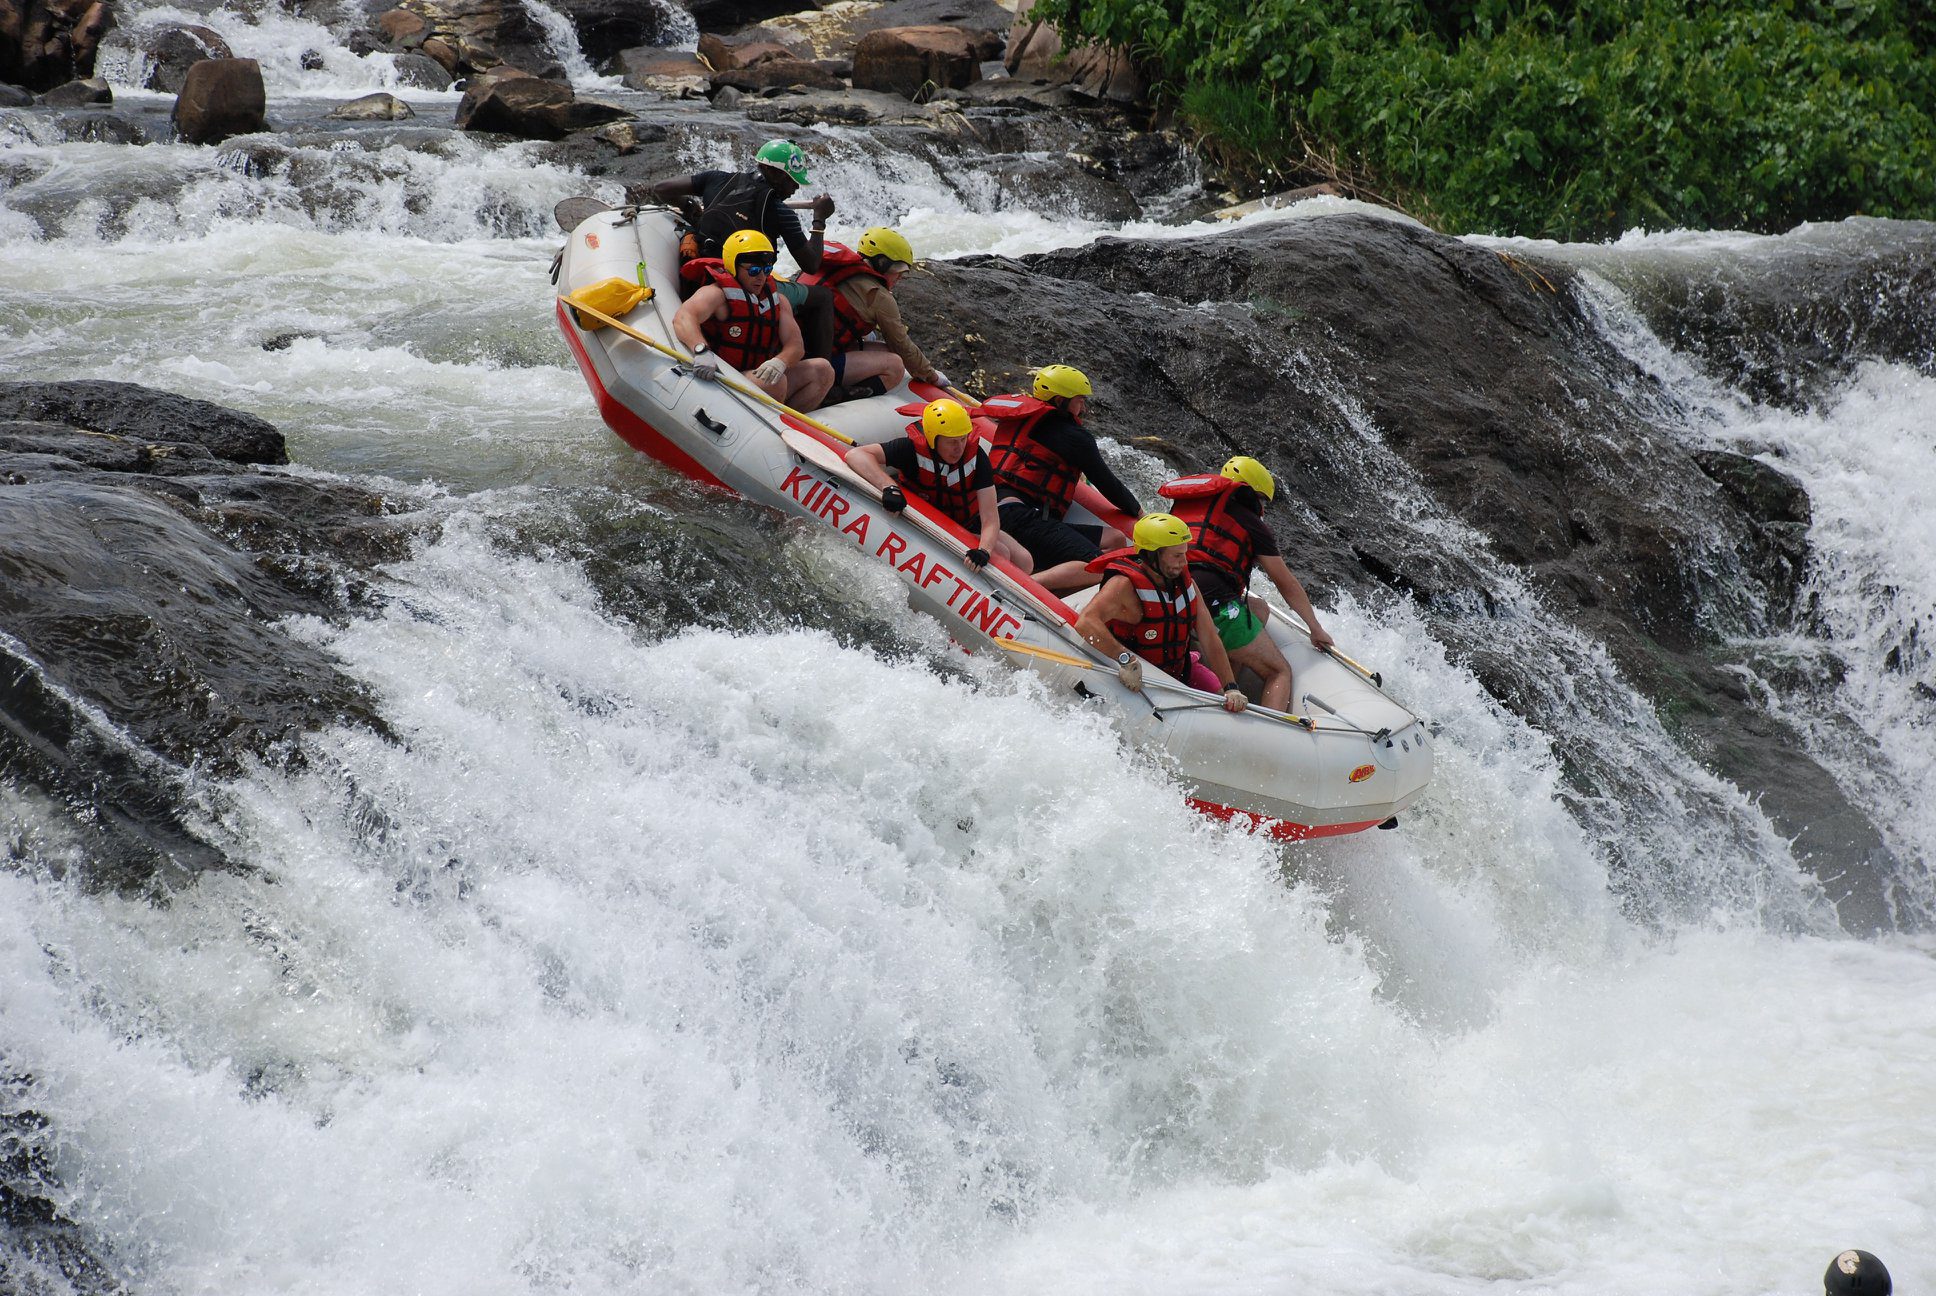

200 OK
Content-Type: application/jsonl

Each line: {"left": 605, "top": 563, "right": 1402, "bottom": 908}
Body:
{"left": 852, "top": 25, "right": 981, "bottom": 99}
{"left": 615, "top": 44, "right": 708, "bottom": 94}
{"left": 895, "top": 216, "right": 1901, "bottom": 930}
{"left": 34, "top": 74, "right": 109, "bottom": 105}
{"left": 420, "top": 35, "right": 460, "bottom": 72}
{"left": 0, "top": 1073, "right": 122, "bottom": 1296}
{"left": 751, "top": 0, "right": 1007, "bottom": 62}
{"left": 393, "top": 50, "right": 453, "bottom": 89}
{"left": 0, "top": 81, "right": 33, "bottom": 106}
{"left": 455, "top": 68, "right": 629, "bottom": 138}
{"left": 406, "top": 0, "right": 556, "bottom": 78}
{"left": 0, "top": 0, "right": 115, "bottom": 93}
{"left": 300, "top": 46, "right": 327, "bottom": 70}
{"left": 44, "top": 107, "right": 149, "bottom": 142}
{"left": 548, "top": 0, "right": 680, "bottom": 67}
{"left": 710, "top": 56, "right": 844, "bottom": 93}
{"left": 698, "top": 30, "right": 805, "bottom": 70}
{"left": 709, "top": 83, "right": 742, "bottom": 110}
{"left": 686, "top": 0, "right": 816, "bottom": 33}
{"left": 1005, "top": 0, "right": 1144, "bottom": 103}
{"left": 0, "top": 380, "right": 287, "bottom": 464}
{"left": 741, "top": 86, "right": 926, "bottom": 126}
{"left": 591, "top": 118, "right": 666, "bottom": 153}
{"left": 148, "top": 22, "right": 234, "bottom": 92}
{"left": 327, "top": 90, "right": 416, "bottom": 120}
{"left": 377, "top": 6, "right": 430, "bottom": 46}
{"left": 171, "top": 56, "right": 265, "bottom": 144}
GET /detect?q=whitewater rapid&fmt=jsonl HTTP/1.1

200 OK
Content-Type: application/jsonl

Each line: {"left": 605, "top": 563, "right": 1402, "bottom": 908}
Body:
{"left": 5, "top": 26, "right": 1936, "bottom": 1296}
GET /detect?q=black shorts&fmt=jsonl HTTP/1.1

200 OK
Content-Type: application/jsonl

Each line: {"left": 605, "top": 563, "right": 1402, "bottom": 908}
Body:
{"left": 828, "top": 351, "right": 847, "bottom": 383}
{"left": 999, "top": 500, "right": 1104, "bottom": 568}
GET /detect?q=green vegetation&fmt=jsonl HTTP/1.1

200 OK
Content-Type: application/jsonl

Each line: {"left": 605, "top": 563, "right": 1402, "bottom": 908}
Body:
{"left": 1031, "top": 0, "right": 1936, "bottom": 238}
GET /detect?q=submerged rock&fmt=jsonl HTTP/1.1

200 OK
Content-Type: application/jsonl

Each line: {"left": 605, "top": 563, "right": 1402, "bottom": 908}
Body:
{"left": 0, "top": 380, "right": 287, "bottom": 464}
{"left": 34, "top": 74, "right": 109, "bottom": 105}
{"left": 0, "top": 389, "right": 415, "bottom": 889}
{"left": 327, "top": 91, "right": 416, "bottom": 121}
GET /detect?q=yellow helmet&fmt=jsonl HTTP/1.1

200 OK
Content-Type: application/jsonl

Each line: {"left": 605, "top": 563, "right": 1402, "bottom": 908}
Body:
{"left": 722, "top": 228, "right": 775, "bottom": 275}
{"left": 1132, "top": 512, "right": 1192, "bottom": 552}
{"left": 1221, "top": 454, "right": 1275, "bottom": 500}
{"left": 1032, "top": 364, "right": 1092, "bottom": 401}
{"left": 857, "top": 226, "right": 914, "bottom": 271}
{"left": 921, "top": 398, "right": 971, "bottom": 439}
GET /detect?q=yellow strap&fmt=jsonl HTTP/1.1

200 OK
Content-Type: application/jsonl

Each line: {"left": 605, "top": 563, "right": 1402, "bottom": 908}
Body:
{"left": 559, "top": 293, "right": 857, "bottom": 446}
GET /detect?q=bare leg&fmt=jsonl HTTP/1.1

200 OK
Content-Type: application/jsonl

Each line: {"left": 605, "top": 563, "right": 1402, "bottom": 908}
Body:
{"left": 1033, "top": 561, "right": 1103, "bottom": 594}
{"left": 1226, "top": 599, "right": 1292, "bottom": 710}
{"left": 993, "top": 533, "right": 1033, "bottom": 573}
{"left": 837, "top": 350, "right": 905, "bottom": 392}
{"left": 786, "top": 357, "right": 836, "bottom": 411}
{"left": 1100, "top": 525, "right": 1128, "bottom": 550}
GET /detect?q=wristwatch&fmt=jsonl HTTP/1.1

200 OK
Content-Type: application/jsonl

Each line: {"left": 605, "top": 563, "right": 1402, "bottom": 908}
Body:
{"left": 692, "top": 343, "right": 710, "bottom": 355}
{"left": 1117, "top": 652, "right": 1133, "bottom": 666}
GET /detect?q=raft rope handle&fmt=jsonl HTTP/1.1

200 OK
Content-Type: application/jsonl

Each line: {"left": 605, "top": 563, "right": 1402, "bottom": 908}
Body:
{"left": 1302, "top": 693, "right": 1391, "bottom": 745}
{"left": 558, "top": 293, "right": 859, "bottom": 446}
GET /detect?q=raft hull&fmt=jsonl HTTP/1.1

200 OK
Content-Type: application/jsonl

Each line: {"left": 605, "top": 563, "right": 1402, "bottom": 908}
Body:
{"left": 555, "top": 207, "right": 1432, "bottom": 835}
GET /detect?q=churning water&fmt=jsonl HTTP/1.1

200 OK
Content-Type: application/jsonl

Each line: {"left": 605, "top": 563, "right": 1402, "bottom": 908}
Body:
{"left": 3, "top": 19, "right": 1933, "bottom": 1292}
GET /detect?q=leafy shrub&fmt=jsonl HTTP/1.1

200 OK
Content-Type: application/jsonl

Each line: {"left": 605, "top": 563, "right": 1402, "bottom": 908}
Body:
{"left": 1034, "top": 0, "right": 1936, "bottom": 238}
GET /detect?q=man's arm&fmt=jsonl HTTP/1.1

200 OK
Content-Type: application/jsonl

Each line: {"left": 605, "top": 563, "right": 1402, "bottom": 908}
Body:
{"left": 1046, "top": 420, "right": 1141, "bottom": 518}
{"left": 773, "top": 296, "right": 805, "bottom": 365}
{"left": 671, "top": 285, "right": 723, "bottom": 351}
{"left": 1258, "top": 555, "right": 1333, "bottom": 651}
{"left": 843, "top": 441, "right": 892, "bottom": 489}
{"left": 974, "top": 484, "right": 1003, "bottom": 551}
{"left": 1075, "top": 577, "right": 1140, "bottom": 659}
{"left": 859, "top": 286, "right": 938, "bottom": 384}
{"left": 773, "top": 203, "right": 826, "bottom": 274}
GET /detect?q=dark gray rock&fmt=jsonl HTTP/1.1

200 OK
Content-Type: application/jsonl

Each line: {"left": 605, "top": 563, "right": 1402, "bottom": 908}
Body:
{"left": 393, "top": 51, "right": 453, "bottom": 89}
{"left": 687, "top": 0, "right": 817, "bottom": 33}
{"left": 49, "top": 107, "right": 151, "bottom": 143}
{"left": 34, "top": 74, "right": 109, "bottom": 105}
{"left": 547, "top": 0, "right": 679, "bottom": 66}
{"left": 0, "top": 380, "right": 287, "bottom": 464}
{"left": 0, "top": 81, "right": 33, "bottom": 106}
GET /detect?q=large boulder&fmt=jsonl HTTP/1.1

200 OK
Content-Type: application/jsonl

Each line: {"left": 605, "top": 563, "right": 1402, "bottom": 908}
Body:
{"left": 0, "top": 381, "right": 287, "bottom": 464}
{"left": 1005, "top": 0, "right": 1144, "bottom": 103}
{"left": 697, "top": 31, "right": 803, "bottom": 70}
{"left": 0, "top": 81, "right": 35, "bottom": 104}
{"left": 850, "top": 24, "right": 980, "bottom": 98}
{"left": 393, "top": 0, "right": 554, "bottom": 76}
{"left": 171, "top": 57, "right": 265, "bottom": 144}
{"left": 455, "top": 68, "right": 629, "bottom": 138}
{"left": 0, "top": 0, "right": 115, "bottom": 91}
{"left": 393, "top": 50, "right": 453, "bottom": 88}
{"left": 686, "top": 0, "right": 818, "bottom": 33}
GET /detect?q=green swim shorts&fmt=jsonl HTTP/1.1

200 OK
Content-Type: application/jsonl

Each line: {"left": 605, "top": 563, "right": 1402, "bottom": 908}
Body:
{"left": 1212, "top": 598, "right": 1264, "bottom": 651}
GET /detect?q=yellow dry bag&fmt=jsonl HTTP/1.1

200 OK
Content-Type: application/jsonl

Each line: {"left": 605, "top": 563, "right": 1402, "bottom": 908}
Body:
{"left": 568, "top": 273, "right": 653, "bottom": 329}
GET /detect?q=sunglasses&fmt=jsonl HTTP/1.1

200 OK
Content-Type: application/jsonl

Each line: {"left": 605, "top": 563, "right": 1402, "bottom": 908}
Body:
{"left": 740, "top": 261, "right": 776, "bottom": 275}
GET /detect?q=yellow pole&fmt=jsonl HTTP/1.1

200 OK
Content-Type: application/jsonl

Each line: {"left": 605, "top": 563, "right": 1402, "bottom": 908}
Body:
{"left": 560, "top": 293, "right": 857, "bottom": 446}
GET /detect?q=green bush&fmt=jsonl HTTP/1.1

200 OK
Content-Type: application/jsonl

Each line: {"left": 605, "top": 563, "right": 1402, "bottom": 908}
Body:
{"left": 1034, "top": 0, "right": 1936, "bottom": 238}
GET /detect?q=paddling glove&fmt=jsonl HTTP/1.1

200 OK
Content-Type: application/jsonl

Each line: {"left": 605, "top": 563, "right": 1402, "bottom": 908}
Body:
{"left": 692, "top": 350, "right": 719, "bottom": 382}
{"left": 965, "top": 547, "right": 990, "bottom": 569}
{"left": 752, "top": 358, "right": 787, "bottom": 384}
{"left": 1116, "top": 653, "right": 1143, "bottom": 691}
{"left": 881, "top": 485, "right": 907, "bottom": 513}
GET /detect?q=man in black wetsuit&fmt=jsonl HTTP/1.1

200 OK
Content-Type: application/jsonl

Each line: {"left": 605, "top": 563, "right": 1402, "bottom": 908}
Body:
{"left": 633, "top": 139, "right": 839, "bottom": 355}
{"left": 978, "top": 364, "right": 1141, "bottom": 593}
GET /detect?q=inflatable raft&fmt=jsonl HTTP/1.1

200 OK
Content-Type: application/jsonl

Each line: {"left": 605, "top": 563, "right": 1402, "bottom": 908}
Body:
{"left": 552, "top": 203, "right": 1433, "bottom": 839}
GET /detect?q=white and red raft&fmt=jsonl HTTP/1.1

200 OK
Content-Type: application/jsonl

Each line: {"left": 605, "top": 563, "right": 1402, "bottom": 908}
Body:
{"left": 554, "top": 204, "right": 1433, "bottom": 840}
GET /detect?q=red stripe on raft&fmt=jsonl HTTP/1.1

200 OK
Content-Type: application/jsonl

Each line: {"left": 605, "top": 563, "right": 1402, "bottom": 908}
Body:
{"left": 555, "top": 300, "right": 732, "bottom": 492}
{"left": 1187, "top": 797, "right": 1383, "bottom": 841}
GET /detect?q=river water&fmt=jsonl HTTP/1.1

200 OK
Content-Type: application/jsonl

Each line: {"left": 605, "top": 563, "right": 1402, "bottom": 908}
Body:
{"left": 2, "top": 16, "right": 1933, "bottom": 1295}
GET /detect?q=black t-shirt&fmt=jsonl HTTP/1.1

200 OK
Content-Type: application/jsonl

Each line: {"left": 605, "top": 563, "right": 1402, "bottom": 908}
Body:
{"left": 884, "top": 438, "right": 994, "bottom": 490}
{"left": 1192, "top": 490, "right": 1280, "bottom": 606}
{"left": 1013, "top": 409, "right": 1142, "bottom": 519}
{"left": 691, "top": 170, "right": 809, "bottom": 266}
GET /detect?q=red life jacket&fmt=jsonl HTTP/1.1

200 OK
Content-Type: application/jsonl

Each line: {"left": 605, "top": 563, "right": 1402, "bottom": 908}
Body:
{"left": 903, "top": 421, "right": 987, "bottom": 530}
{"left": 683, "top": 259, "right": 782, "bottom": 371}
{"left": 795, "top": 242, "right": 887, "bottom": 353}
{"left": 978, "top": 393, "right": 1081, "bottom": 519}
{"left": 1158, "top": 474, "right": 1258, "bottom": 592}
{"left": 1083, "top": 548, "right": 1200, "bottom": 679}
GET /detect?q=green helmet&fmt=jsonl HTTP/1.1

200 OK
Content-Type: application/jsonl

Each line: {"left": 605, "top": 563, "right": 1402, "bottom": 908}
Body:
{"left": 755, "top": 139, "right": 810, "bottom": 185}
